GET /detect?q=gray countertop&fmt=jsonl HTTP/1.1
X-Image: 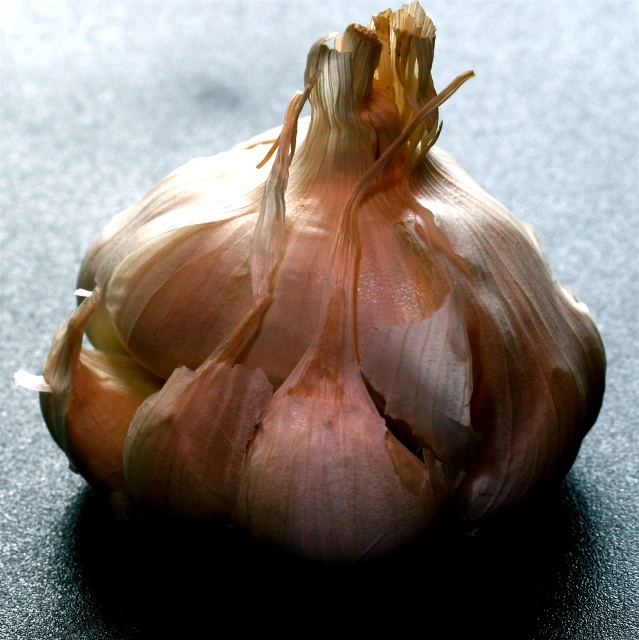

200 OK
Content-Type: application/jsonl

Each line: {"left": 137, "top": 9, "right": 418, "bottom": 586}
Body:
{"left": 1, "top": 1, "right": 637, "bottom": 638}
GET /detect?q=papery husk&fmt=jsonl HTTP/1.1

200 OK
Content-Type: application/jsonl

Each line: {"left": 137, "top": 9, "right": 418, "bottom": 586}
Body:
{"left": 37, "top": 290, "right": 162, "bottom": 497}
{"left": 239, "top": 375, "right": 440, "bottom": 562}
{"left": 360, "top": 291, "right": 476, "bottom": 466}
{"left": 410, "top": 149, "right": 606, "bottom": 519}
{"left": 123, "top": 354, "right": 272, "bottom": 519}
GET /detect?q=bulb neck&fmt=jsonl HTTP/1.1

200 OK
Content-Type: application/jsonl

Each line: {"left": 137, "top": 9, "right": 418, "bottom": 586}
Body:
{"left": 295, "top": 6, "right": 441, "bottom": 181}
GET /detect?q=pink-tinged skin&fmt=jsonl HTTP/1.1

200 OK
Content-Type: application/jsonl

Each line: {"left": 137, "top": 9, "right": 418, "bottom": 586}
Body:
{"left": 30, "top": 3, "right": 604, "bottom": 561}
{"left": 39, "top": 291, "right": 163, "bottom": 498}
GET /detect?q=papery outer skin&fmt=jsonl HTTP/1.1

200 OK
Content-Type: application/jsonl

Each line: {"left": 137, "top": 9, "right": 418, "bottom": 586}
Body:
{"left": 78, "top": 142, "right": 277, "bottom": 294}
{"left": 78, "top": 151, "right": 271, "bottom": 371}
{"left": 39, "top": 291, "right": 163, "bottom": 493}
{"left": 123, "top": 360, "right": 272, "bottom": 520}
{"left": 410, "top": 148, "right": 606, "bottom": 519}
{"left": 359, "top": 292, "right": 475, "bottom": 465}
{"left": 239, "top": 391, "right": 439, "bottom": 562}
{"left": 30, "top": 1, "right": 606, "bottom": 558}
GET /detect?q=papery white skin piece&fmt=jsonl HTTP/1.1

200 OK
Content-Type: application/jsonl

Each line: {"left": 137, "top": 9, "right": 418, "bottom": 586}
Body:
{"left": 18, "top": 2, "right": 605, "bottom": 562}
{"left": 360, "top": 292, "right": 475, "bottom": 465}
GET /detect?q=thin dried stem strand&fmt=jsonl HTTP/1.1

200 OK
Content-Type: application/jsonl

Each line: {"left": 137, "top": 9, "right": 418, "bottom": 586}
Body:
{"left": 208, "top": 74, "right": 322, "bottom": 367}
{"left": 343, "top": 69, "right": 475, "bottom": 223}
{"left": 249, "top": 72, "right": 320, "bottom": 303}
{"left": 256, "top": 70, "right": 321, "bottom": 170}
{"left": 256, "top": 134, "right": 281, "bottom": 170}
{"left": 209, "top": 297, "right": 272, "bottom": 366}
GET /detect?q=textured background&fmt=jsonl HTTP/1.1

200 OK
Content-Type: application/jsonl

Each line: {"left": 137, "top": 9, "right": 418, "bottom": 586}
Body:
{"left": 1, "top": 1, "right": 637, "bottom": 638}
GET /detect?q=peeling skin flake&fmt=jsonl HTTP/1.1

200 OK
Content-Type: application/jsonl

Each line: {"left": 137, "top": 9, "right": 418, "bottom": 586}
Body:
{"left": 14, "top": 370, "right": 51, "bottom": 393}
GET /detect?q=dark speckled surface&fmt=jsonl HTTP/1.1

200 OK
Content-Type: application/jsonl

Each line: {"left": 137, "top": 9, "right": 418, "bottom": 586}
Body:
{"left": 1, "top": 2, "right": 637, "bottom": 638}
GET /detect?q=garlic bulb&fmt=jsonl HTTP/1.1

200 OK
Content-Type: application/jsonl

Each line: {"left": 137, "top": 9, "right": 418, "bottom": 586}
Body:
{"left": 17, "top": 2, "right": 605, "bottom": 562}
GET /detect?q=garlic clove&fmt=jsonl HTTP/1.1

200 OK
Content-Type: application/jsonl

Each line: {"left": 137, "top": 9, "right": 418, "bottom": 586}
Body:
{"left": 240, "top": 385, "right": 437, "bottom": 562}
{"left": 37, "top": 290, "right": 163, "bottom": 493}
{"left": 123, "top": 357, "right": 272, "bottom": 520}
{"left": 411, "top": 148, "right": 606, "bottom": 519}
{"left": 77, "top": 142, "right": 276, "bottom": 298}
{"left": 101, "top": 210, "right": 259, "bottom": 379}
{"left": 77, "top": 134, "right": 278, "bottom": 361}
{"left": 84, "top": 80, "right": 316, "bottom": 381}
